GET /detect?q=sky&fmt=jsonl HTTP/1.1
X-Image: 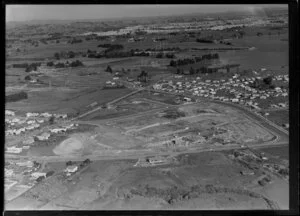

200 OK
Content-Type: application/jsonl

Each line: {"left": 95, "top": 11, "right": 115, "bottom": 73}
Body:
{"left": 6, "top": 4, "right": 287, "bottom": 22}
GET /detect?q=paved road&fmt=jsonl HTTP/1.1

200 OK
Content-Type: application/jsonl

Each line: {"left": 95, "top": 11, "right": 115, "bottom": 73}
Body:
{"left": 6, "top": 141, "right": 288, "bottom": 163}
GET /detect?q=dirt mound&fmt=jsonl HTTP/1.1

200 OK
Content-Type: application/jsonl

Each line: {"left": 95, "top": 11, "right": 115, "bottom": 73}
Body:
{"left": 53, "top": 137, "right": 83, "bottom": 155}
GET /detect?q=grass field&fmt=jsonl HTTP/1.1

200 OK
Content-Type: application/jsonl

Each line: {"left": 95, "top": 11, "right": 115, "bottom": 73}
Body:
{"left": 260, "top": 145, "right": 289, "bottom": 160}
{"left": 6, "top": 87, "right": 133, "bottom": 115}
{"left": 265, "top": 109, "right": 289, "bottom": 127}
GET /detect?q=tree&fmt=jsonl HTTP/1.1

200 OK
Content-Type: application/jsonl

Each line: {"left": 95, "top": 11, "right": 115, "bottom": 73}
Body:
{"left": 25, "top": 75, "right": 31, "bottom": 81}
{"left": 66, "top": 161, "right": 73, "bottom": 166}
{"left": 47, "top": 61, "right": 54, "bottom": 67}
{"left": 83, "top": 159, "right": 91, "bottom": 164}
{"left": 105, "top": 65, "right": 113, "bottom": 73}
{"left": 33, "top": 161, "right": 40, "bottom": 168}
{"left": 68, "top": 51, "right": 75, "bottom": 58}
{"left": 49, "top": 116, "right": 55, "bottom": 125}
{"left": 189, "top": 67, "right": 195, "bottom": 75}
{"left": 36, "top": 176, "right": 45, "bottom": 183}
{"left": 257, "top": 32, "right": 263, "bottom": 37}
{"left": 155, "top": 53, "right": 164, "bottom": 58}
{"left": 170, "top": 60, "right": 177, "bottom": 67}
{"left": 55, "top": 62, "right": 65, "bottom": 68}
{"left": 54, "top": 52, "right": 60, "bottom": 60}
{"left": 239, "top": 31, "right": 245, "bottom": 38}
{"left": 263, "top": 76, "right": 273, "bottom": 85}
{"left": 46, "top": 171, "right": 55, "bottom": 177}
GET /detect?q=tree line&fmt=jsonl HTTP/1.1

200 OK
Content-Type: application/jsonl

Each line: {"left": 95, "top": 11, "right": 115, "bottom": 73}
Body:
{"left": 6, "top": 91, "right": 28, "bottom": 103}
{"left": 196, "top": 38, "right": 214, "bottom": 43}
{"left": 68, "top": 38, "right": 83, "bottom": 44}
{"left": 169, "top": 53, "right": 219, "bottom": 67}
{"left": 47, "top": 60, "right": 84, "bottom": 68}
{"left": 12, "top": 62, "right": 42, "bottom": 72}
{"left": 54, "top": 51, "right": 79, "bottom": 60}
{"left": 250, "top": 76, "right": 275, "bottom": 90}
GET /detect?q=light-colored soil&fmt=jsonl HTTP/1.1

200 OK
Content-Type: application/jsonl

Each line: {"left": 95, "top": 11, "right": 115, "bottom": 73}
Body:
{"left": 53, "top": 137, "right": 83, "bottom": 155}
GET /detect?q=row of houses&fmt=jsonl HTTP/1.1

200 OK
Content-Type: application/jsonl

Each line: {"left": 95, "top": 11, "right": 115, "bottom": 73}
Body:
{"left": 50, "top": 123, "right": 78, "bottom": 134}
{"left": 5, "top": 111, "right": 69, "bottom": 136}
{"left": 153, "top": 72, "right": 288, "bottom": 110}
{"left": 5, "top": 123, "right": 40, "bottom": 136}
{"left": 26, "top": 112, "right": 67, "bottom": 119}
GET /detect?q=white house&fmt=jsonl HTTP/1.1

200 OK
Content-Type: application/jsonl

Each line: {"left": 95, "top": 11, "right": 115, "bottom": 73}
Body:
{"left": 36, "top": 132, "right": 51, "bottom": 141}
{"left": 26, "top": 113, "right": 39, "bottom": 118}
{"left": 5, "top": 110, "right": 15, "bottom": 116}
{"left": 65, "top": 165, "right": 78, "bottom": 173}
{"left": 16, "top": 161, "right": 33, "bottom": 167}
{"left": 5, "top": 169, "right": 14, "bottom": 177}
{"left": 40, "top": 112, "right": 52, "bottom": 118}
{"left": 6, "top": 146, "right": 23, "bottom": 154}
{"left": 31, "top": 172, "right": 47, "bottom": 179}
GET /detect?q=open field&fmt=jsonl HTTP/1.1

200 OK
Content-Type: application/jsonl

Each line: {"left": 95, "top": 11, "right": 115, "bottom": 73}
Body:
{"left": 6, "top": 150, "right": 288, "bottom": 210}
{"left": 6, "top": 87, "right": 132, "bottom": 115}
{"left": 259, "top": 145, "right": 289, "bottom": 160}
{"left": 265, "top": 109, "right": 289, "bottom": 128}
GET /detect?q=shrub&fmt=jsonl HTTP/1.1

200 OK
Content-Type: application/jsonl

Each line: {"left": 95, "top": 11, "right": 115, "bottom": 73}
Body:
{"left": 24, "top": 75, "right": 32, "bottom": 81}
{"left": 46, "top": 171, "right": 55, "bottom": 177}
{"left": 6, "top": 91, "right": 28, "bottom": 103}
{"left": 47, "top": 61, "right": 54, "bottom": 67}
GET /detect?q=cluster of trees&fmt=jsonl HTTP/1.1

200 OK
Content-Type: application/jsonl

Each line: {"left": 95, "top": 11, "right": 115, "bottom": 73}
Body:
{"left": 169, "top": 53, "right": 219, "bottom": 67}
{"left": 66, "top": 159, "right": 91, "bottom": 169}
{"left": 105, "top": 65, "right": 113, "bottom": 73}
{"left": 155, "top": 52, "right": 175, "bottom": 59}
{"left": 95, "top": 36, "right": 110, "bottom": 41}
{"left": 47, "top": 61, "right": 54, "bottom": 67}
{"left": 54, "top": 51, "right": 77, "bottom": 60}
{"left": 196, "top": 38, "right": 214, "bottom": 43}
{"left": 220, "top": 40, "right": 232, "bottom": 45}
{"left": 97, "top": 44, "right": 124, "bottom": 49}
{"left": 53, "top": 60, "right": 84, "bottom": 68}
{"left": 86, "top": 49, "right": 140, "bottom": 58}
{"left": 154, "top": 38, "right": 167, "bottom": 41}
{"left": 86, "top": 49, "right": 102, "bottom": 58}
{"left": 250, "top": 76, "right": 275, "bottom": 90}
{"left": 25, "top": 62, "right": 42, "bottom": 72}
{"left": 12, "top": 62, "right": 41, "bottom": 70}
{"left": 257, "top": 32, "right": 263, "bottom": 37}
{"left": 134, "top": 52, "right": 150, "bottom": 57}
{"left": 104, "top": 51, "right": 133, "bottom": 58}
{"left": 68, "top": 38, "right": 83, "bottom": 44}
{"left": 39, "top": 39, "right": 48, "bottom": 45}
{"left": 12, "top": 63, "right": 30, "bottom": 68}
{"left": 168, "top": 32, "right": 179, "bottom": 36}
{"left": 231, "top": 31, "right": 246, "bottom": 39}
{"left": 135, "top": 30, "right": 147, "bottom": 35}
{"left": 103, "top": 44, "right": 124, "bottom": 54}
{"left": 162, "top": 109, "right": 186, "bottom": 119}
{"left": 137, "top": 70, "right": 149, "bottom": 83}
{"left": 145, "top": 47, "right": 181, "bottom": 52}
{"left": 6, "top": 91, "right": 28, "bottom": 103}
